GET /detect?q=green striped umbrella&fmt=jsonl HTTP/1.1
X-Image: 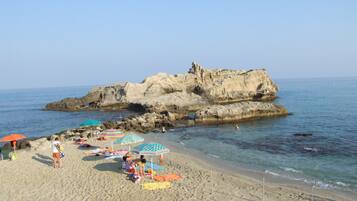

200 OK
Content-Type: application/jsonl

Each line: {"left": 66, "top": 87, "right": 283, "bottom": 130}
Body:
{"left": 99, "top": 129, "right": 124, "bottom": 138}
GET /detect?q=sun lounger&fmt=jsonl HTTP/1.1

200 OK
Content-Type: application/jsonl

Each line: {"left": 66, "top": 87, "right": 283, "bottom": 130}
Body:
{"left": 142, "top": 182, "right": 171, "bottom": 190}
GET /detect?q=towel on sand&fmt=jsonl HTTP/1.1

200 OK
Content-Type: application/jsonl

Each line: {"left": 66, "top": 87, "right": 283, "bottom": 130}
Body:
{"left": 142, "top": 182, "right": 171, "bottom": 190}
{"left": 154, "top": 174, "right": 182, "bottom": 182}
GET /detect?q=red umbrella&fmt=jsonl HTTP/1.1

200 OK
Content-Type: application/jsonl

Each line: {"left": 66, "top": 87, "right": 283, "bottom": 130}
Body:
{"left": 0, "top": 134, "right": 26, "bottom": 142}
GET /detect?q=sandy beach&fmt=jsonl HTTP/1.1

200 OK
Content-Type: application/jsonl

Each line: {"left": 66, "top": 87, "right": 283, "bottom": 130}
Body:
{"left": 0, "top": 136, "right": 352, "bottom": 201}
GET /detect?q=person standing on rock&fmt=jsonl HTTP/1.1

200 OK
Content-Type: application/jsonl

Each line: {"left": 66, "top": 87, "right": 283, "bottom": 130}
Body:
{"left": 51, "top": 137, "right": 62, "bottom": 168}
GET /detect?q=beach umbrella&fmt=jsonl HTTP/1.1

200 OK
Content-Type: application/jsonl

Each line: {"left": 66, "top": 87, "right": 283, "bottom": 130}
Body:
{"left": 0, "top": 133, "right": 26, "bottom": 142}
{"left": 132, "top": 143, "right": 170, "bottom": 156}
{"left": 114, "top": 134, "right": 144, "bottom": 150}
{"left": 99, "top": 129, "right": 125, "bottom": 149}
{"left": 80, "top": 119, "right": 102, "bottom": 127}
{"left": 133, "top": 142, "right": 170, "bottom": 179}
{"left": 99, "top": 129, "right": 124, "bottom": 139}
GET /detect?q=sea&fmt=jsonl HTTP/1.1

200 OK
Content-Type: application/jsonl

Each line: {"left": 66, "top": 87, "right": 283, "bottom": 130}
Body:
{"left": 1, "top": 78, "right": 356, "bottom": 195}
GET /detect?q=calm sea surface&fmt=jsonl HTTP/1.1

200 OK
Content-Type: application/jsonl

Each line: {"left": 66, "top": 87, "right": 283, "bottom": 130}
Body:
{"left": 1, "top": 78, "right": 356, "bottom": 193}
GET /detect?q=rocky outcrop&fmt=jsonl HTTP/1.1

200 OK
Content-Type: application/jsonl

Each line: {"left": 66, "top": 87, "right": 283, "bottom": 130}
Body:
{"left": 46, "top": 62, "right": 278, "bottom": 113}
{"left": 104, "top": 112, "right": 176, "bottom": 133}
{"left": 43, "top": 62, "right": 288, "bottom": 130}
{"left": 194, "top": 102, "right": 288, "bottom": 124}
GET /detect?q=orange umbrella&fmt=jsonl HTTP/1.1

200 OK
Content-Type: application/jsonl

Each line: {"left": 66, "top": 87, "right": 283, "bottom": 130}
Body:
{"left": 0, "top": 134, "right": 26, "bottom": 142}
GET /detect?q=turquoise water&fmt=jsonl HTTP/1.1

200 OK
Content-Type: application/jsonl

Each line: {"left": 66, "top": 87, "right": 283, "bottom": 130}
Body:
{"left": 0, "top": 78, "right": 356, "bottom": 193}
{"left": 159, "top": 78, "right": 357, "bottom": 193}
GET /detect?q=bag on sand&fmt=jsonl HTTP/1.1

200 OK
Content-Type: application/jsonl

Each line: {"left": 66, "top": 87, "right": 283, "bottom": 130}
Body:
{"left": 9, "top": 152, "right": 17, "bottom": 160}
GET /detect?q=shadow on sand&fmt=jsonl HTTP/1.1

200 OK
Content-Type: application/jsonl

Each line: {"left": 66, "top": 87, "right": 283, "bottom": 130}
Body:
{"left": 82, "top": 155, "right": 106, "bottom": 162}
{"left": 32, "top": 153, "right": 53, "bottom": 167}
{"left": 93, "top": 162, "right": 121, "bottom": 173}
{"left": 77, "top": 145, "right": 100, "bottom": 150}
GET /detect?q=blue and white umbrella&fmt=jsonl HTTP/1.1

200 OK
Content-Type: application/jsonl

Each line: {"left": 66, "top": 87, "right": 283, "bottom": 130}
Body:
{"left": 132, "top": 142, "right": 169, "bottom": 156}
{"left": 133, "top": 142, "right": 169, "bottom": 179}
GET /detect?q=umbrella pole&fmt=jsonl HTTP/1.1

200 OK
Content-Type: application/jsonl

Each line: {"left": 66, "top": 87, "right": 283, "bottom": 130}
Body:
{"left": 151, "top": 157, "right": 154, "bottom": 180}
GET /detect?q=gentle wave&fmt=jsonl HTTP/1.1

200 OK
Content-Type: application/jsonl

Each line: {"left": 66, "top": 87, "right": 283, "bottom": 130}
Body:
{"left": 303, "top": 147, "right": 318, "bottom": 152}
{"left": 336, "top": 181, "right": 349, "bottom": 187}
{"left": 264, "top": 169, "right": 339, "bottom": 190}
{"left": 280, "top": 167, "right": 302, "bottom": 173}
{"left": 207, "top": 154, "right": 220, "bottom": 159}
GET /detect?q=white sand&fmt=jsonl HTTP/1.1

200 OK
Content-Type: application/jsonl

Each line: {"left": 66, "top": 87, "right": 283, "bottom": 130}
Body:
{"left": 0, "top": 138, "right": 353, "bottom": 201}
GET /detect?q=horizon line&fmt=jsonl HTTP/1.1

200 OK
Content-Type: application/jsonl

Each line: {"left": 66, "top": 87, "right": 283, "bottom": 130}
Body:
{"left": 1, "top": 75, "right": 357, "bottom": 91}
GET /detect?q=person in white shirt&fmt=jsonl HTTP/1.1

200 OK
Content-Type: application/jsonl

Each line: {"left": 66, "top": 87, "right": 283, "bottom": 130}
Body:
{"left": 51, "top": 137, "right": 62, "bottom": 168}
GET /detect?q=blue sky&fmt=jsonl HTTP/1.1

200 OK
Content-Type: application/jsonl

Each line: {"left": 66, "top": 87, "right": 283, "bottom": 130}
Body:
{"left": 1, "top": 1, "right": 356, "bottom": 89}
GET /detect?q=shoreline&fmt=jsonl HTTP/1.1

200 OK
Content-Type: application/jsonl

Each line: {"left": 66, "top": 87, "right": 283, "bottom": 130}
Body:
{"left": 0, "top": 132, "right": 355, "bottom": 201}
{"left": 144, "top": 132, "right": 357, "bottom": 201}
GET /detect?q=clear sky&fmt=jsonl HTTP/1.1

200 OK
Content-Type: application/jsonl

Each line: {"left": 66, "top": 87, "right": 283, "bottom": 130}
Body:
{"left": 1, "top": 1, "right": 357, "bottom": 89}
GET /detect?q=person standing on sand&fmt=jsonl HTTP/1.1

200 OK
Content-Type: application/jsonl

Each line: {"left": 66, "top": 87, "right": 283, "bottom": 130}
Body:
{"left": 51, "top": 137, "right": 62, "bottom": 168}
{"left": 10, "top": 140, "right": 16, "bottom": 151}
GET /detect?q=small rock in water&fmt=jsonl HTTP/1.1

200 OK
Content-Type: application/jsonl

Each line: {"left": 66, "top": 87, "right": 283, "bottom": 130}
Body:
{"left": 293, "top": 133, "right": 313, "bottom": 137}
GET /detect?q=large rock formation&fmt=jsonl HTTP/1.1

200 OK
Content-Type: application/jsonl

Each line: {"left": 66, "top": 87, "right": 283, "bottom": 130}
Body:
{"left": 195, "top": 102, "right": 288, "bottom": 124}
{"left": 46, "top": 62, "right": 279, "bottom": 113}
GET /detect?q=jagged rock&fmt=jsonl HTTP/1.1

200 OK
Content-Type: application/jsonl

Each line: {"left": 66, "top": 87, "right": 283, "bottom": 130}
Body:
{"left": 45, "top": 62, "right": 278, "bottom": 113}
{"left": 194, "top": 102, "right": 288, "bottom": 124}
{"left": 109, "top": 112, "right": 175, "bottom": 133}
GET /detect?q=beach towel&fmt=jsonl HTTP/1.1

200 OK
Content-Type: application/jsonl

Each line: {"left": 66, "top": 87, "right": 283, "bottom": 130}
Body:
{"left": 142, "top": 182, "right": 171, "bottom": 190}
{"left": 154, "top": 174, "right": 182, "bottom": 182}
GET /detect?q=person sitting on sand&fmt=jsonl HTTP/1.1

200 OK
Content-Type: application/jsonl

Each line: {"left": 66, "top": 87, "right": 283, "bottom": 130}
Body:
{"left": 159, "top": 154, "right": 165, "bottom": 165}
{"left": 128, "top": 161, "right": 141, "bottom": 183}
{"left": 139, "top": 157, "right": 146, "bottom": 177}
{"left": 52, "top": 137, "right": 62, "bottom": 168}
{"left": 75, "top": 135, "right": 87, "bottom": 144}
{"left": 122, "top": 156, "right": 128, "bottom": 171}
{"left": 104, "top": 146, "right": 114, "bottom": 157}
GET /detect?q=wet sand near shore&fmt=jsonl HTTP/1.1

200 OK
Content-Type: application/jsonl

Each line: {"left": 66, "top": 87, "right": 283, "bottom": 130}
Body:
{"left": 0, "top": 137, "right": 353, "bottom": 201}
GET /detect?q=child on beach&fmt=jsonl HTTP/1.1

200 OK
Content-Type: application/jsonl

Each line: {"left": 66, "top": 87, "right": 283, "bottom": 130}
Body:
{"left": 52, "top": 137, "right": 62, "bottom": 168}
{"left": 138, "top": 155, "right": 146, "bottom": 177}
{"left": 128, "top": 162, "right": 141, "bottom": 183}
